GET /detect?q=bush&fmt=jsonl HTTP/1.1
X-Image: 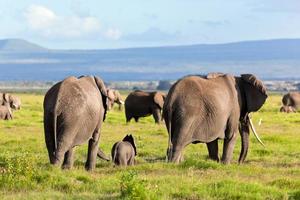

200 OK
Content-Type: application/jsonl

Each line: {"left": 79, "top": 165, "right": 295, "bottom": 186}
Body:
{"left": 120, "top": 170, "right": 148, "bottom": 199}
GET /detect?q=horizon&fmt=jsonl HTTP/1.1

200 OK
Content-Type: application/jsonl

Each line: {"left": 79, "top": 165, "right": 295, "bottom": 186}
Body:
{"left": 1, "top": 0, "right": 299, "bottom": 49}
{"left": 1, "top": 37, "right": 300, "bottom": 51}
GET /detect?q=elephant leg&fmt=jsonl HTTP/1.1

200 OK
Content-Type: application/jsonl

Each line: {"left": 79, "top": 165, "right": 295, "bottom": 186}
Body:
{"left": 54, "top": 126, "right": 77, "bottom": 167}
{"left": 125, "top": 110, "right": 131, "bottom": 123}
{"left": 152, "top": 108, "right": 161, "bottom": 123}
{"left": 128, "top": 156, "right": 135, "bottom": 166}
{"left": 85, "top": 130, "right": 100, "bottom": 171}
{"left": 134, "top": 117, "right": 139, "bottom": 122}
{"left": 221, "top": 130, "right": 238, "bottom": 164}
{"left": 62, "top": 148, "right": 75, "bottom": 169}
{"left": 206, "top": 139, "right": 219, "bottom": 162}
{"left": 170, "top": 146, "right": 183, "bottom": 163}
{"left": 44, "top": 112, "right": 56, "bottom": 164}
{"left": 238, "top": 121, "right": 250, "bottom": 163}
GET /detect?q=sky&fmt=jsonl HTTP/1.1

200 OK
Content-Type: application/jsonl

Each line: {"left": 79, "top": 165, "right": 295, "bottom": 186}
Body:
{"left": 0, "top": 0, "right": 299, "bottom": 49}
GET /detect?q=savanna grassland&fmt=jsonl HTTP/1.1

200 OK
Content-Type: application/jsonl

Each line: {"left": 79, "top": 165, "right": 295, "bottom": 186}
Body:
{"left": 0, "top": 92, "right": 299, "bottom": 200}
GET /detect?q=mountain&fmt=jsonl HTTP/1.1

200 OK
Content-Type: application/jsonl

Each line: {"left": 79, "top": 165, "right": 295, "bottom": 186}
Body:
{"left": 0, "top": 39, "right": 47, "bottom": 52}
{"left": 0, "top": 38, "right": 300, "bottom": 81}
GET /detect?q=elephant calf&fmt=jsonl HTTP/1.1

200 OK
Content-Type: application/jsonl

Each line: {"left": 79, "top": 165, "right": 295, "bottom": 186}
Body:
{"left": 111, "top": 135, "right": 137, "bottom": 166}
{"left": 0, "top": 105, "right": 13, "bottom": 120}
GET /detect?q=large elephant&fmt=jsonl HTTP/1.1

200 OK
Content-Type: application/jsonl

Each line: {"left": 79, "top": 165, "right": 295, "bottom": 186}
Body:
{"left": 125, "top": 90, "right": 166, "bottom": 123}
{"left": 163, "top": 73, "right": 267, "bottom": 164}
{"left": 107, "top": 89, "right": 124, "bottom": 110}
{"left": 280, "top": 92, "right": 300, "bottom": 112}
{"left": 43, "top": 75, "right": 110, "bottom": 171}
{"left": 0, "top": 93, "right": 21, "bottom": 110}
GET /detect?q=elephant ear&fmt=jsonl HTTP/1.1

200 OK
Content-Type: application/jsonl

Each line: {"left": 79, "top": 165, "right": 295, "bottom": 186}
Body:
{"left": 114, "top": 90, "right": 122, "bottom": 102}
{"left": 3, "top": 93, "right": 10, "bottom": 104}
{"left": 153, "top": 92, "right": 165, "bottom": 109}
{"left": 107, "top": 89, "right": 115, "bottom": 102}
{"left": 94, "top": 76, "right": 108, "bottom": 121}
{"left": 241, "top": 74, "right": 268, "bottom": 112}
{"left": 206, "top": 72, "right": 225, "bottom": 79}
{"left": 123, "top": 134, "right": 137, "bottom": 156}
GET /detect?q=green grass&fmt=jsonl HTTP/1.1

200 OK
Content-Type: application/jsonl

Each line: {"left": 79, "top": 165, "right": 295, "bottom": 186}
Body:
{"left": 0, "top": 93, "right": 299, "bottom": 199}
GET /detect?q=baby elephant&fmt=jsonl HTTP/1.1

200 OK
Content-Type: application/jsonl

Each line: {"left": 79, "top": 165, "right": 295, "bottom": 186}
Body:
{"left": 0, "top": 105, "right": 13, "bottom": 120}
{"left": 111, "top": 135, "right": 137, "bottom": 166}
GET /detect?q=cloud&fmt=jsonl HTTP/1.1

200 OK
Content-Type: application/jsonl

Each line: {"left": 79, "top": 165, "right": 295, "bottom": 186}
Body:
{"left": 105, "top": 28, "right": 122, "bottom": 40}
{"left": 24, "top": 4, "right": 121, "bottom": 40}
{"left": 188, "top": 19, "right": 230, "bottom": 28}
{"left": 248, "top": 0, "right": 300, "bottom": 13}
{"left": 124, "top": 27, "right": 179, "bottom": 42}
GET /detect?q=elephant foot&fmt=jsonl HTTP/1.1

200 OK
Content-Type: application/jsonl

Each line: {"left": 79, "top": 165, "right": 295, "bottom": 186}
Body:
{"left": 208, "top": 156, "right": 220, "bottom": 162}
{"left": 62, "top": 164, "right": 73, "bottom": 170}
{"left": 85, "top": 166, "right": 95, "bottom": 171}
{"left": 220, "top": 158, "right": 231, "bottom": 165}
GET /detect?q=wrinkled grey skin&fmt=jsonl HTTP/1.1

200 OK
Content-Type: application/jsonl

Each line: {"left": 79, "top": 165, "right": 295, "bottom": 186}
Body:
{"left": 43, "top": 75, "right": 110, "bottom": 171}
{"left": 0, "top": 93, "right": 21, "bottom": 110}
{"left": 107, "top": 89, "right": 123, "bottom": 110}
{"left": 280, "top": 105, "right": 296, "bottom": 113}
{"left": 281, "top": 92, "right": 300, "bottom": 112}
{"left": 125, "top": 90, "right": 166, "bottom": 123}
{"left": 111, "top": 134, "right": 137, "bottom": 166}
{"left": 163, "top": 73, "right": 267, "bottom": 164}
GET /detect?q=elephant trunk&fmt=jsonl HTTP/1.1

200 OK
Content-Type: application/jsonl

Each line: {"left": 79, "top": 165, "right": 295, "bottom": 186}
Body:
{"left": 97, "top": 148, "right": 110, "bottom": 161}
{"left": 238, "top": 117, "right": 250, "bottom": 163}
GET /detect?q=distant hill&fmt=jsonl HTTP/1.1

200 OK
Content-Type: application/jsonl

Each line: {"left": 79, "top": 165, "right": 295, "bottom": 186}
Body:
{"left": 0, "top": 38, "right": 300, "bottom": 81}
{"left": 0, "top": 39, "right": 47, "bottom": 52}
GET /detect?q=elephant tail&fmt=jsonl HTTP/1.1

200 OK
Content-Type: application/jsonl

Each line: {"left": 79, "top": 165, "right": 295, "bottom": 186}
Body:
{"left": 164, "top": 107, "right": 173, "bottom": 162}
{"left": 53, "top": 109, "right": 57, "bottom": 151}
{"left": 111, "top": 142, "right": 120, "bottom": 164}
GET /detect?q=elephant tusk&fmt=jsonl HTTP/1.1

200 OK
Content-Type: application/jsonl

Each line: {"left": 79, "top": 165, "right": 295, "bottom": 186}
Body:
{"left": 258, "top": 118, "right": 262, "bottom": 126}
{"left": 119, "top": 100, "right": 124, "bottom": 105}
{"left": 248, "top": 116, "right": 265, "bottom": 147}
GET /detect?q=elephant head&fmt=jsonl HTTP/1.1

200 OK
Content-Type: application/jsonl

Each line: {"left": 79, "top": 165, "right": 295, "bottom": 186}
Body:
{"left": 123, "top": 134, "right": 137, "bottom": 156}
{"left": 153, "top": 92, "right": 166, "bottom": 109}
{"left": 2, "top": 93, "right": 21, "bottom": 110}
{"left": 238, "top": 74, "right": 268, "bottom": 163}
{"left": 107, "top": 89, "right": 124, "bottom": 110}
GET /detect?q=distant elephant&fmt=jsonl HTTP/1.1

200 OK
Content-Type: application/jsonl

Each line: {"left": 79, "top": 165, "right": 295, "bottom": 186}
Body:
{"left": 280, "top": 105, "right": 296, "bottom": 113}
{"left": 111, "top": 134, "right": 137, "bottom": 166}
{"left": 125, "top": 90, "right": 166, "bottom": 123}
{"left": 281, "top": 92, "right": 300, "bottom": 112}
{"left": 163, "top": 73, "right": 267, "bottom": 164}
{"left": 44, "top": 75, "right": 110, "bottom": 171}
{"left": 0, "top": 104, "right": 13, "bottom": 120}
{"left": 107, "top": 89, "right": 124, "bottom": 110}
{"left": 0, "top": 93, "right": 21, "bottom": 110}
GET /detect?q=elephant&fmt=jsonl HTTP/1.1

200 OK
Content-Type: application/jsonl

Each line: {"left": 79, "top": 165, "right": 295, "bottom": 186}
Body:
{"left": 0, "top": 93, "right": 21, "bottom": 110}
{"left": 281, "top": 92, "right": 300, "bottom": 112}
{"left": 107, "top": 89, "right": 124, "bottom": 110}
{"left": 125, "top": 90, "right": 166, "bottom": 123}
{"left": 111, "top": 134, "right": 137, "bottom": 166}
{"left": 0, "top": 104, "right": 13, "bottom": 120}
{"left": 280, "top": 105, "right": 296, "bottom": 113}
{"left": 163, "top": 73, "right": 267, "bottom": 164}
{"left": 43, "top": 75, "right": 110, "bottom": 170}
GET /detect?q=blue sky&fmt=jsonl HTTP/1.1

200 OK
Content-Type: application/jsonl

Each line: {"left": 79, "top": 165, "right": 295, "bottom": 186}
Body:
{"left": 0, "top": 0, "right": 299, "bottom": 49}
